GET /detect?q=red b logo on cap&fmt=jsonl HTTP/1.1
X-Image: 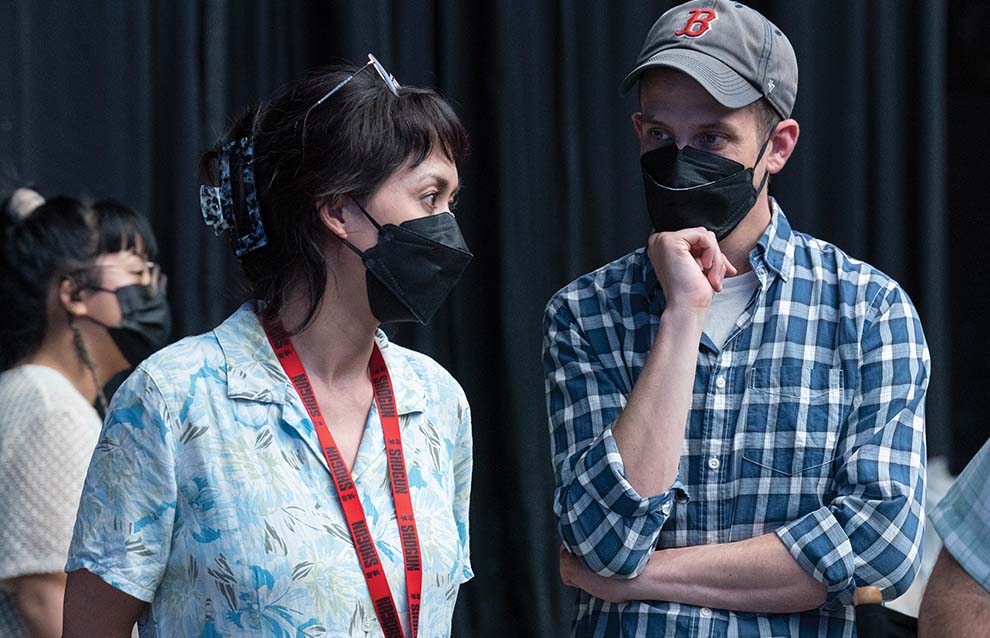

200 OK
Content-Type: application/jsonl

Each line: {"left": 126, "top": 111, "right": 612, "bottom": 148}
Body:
{"left": 674, "top": 9, "right": 718, "bottom": 38}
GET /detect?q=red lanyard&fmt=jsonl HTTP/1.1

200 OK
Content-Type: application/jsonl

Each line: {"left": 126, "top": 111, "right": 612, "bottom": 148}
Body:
{"left": 265, "top": 322, "right": 422, "bottom": 638}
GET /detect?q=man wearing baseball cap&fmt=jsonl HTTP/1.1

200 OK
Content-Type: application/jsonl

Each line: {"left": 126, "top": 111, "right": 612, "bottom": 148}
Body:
{"left": 544, "top": 1, "right": 929, "bottom": 635}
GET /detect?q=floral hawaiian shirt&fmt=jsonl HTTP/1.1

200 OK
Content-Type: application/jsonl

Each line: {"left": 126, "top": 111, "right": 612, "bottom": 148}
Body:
{"left": 67, "top": 303, "right": 473, "bottom": 638}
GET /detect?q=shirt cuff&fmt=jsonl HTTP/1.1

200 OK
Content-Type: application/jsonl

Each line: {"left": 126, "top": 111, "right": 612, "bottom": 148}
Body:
{"left": 775, "top": 506, "right": 855, "bottom": 610}
{"left": 64, "top": 556, "right": 158, "bottom": 603}
{"left": 573, "top": 424, "right": 688, "bottom": 519}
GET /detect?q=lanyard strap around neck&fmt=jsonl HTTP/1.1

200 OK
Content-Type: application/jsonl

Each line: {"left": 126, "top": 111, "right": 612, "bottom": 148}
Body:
{"left": 265, "top": 322, "right": 422, "bottom": 638}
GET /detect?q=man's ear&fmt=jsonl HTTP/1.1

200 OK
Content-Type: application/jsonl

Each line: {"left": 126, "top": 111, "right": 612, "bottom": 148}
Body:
{"left": 631, "top": 112, "right": 645, "bottom": 138}
{"left": 318, "top": 197, "right": 350, "bottom": 241}
{"left": 58, "top": 278, "right": 88, "bottom": 318}
{"left": 765, "top": 119, "right": 800, "bottom": 175}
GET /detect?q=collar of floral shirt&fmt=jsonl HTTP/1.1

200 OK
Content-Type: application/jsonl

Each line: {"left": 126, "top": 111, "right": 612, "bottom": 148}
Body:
{"left": 213, "top": 303, "right": 427, "bottom": 417}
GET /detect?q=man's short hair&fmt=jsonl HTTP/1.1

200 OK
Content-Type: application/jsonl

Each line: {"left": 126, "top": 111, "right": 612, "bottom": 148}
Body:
{"left": 749, "top": 97, "right": 781, "bottom": 139}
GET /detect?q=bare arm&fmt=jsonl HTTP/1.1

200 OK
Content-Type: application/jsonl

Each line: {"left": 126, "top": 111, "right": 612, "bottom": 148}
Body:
{"left": 13, "top": 572, "right": 65, "bottom": 638}
{"left": 62, "top": 569, "right": 146, "bottom": 638}
{"left": 918, "top": 548, "right": 990, "bottom": 638}
{"left": 561, "top": 532, "right": 827, "bottom": 613}
{"left": 613, "top": 228, "right": 735, "bottom": 496}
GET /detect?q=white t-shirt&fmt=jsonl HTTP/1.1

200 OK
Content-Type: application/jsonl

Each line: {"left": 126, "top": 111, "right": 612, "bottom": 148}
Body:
{"left": 0, "top": 364, "right": 102, "bottom": 635}
{"left": 703, "top": 269, "right": 759, "bottom": 350}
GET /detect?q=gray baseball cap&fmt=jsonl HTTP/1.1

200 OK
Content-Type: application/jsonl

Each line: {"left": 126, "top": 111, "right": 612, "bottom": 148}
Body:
{"left": 620, "top": 0, "right": 798, "bottom": 119}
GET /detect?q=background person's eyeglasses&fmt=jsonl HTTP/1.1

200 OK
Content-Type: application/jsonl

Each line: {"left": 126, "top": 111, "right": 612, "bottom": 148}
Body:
{"left": 302, "top": 53, "right": 400, "bottom": 136}
{"left": 82, "top": 261, "right": 165, "bottom": 295}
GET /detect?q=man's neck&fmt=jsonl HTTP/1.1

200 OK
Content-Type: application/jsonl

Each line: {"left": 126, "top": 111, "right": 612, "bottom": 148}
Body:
{"left": 720, "top": 194, "right": 773, "bottom": 276}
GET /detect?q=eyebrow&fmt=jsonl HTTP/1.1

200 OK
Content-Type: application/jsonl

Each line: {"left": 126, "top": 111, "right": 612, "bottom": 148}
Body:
{"left": 417, "top": 172, "right": 460, "bottom": 194}
{"left": 639, "top": 114, "right": 739, "bottom": 132}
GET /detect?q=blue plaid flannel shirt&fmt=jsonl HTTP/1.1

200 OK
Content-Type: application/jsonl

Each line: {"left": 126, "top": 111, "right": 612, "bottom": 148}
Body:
{"left": 544, "top": 203, "right": 929, "bottom": 637}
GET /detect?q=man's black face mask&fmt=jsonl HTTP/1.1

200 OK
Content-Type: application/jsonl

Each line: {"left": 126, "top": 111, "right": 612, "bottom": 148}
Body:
{"left": 640, "top": 132, "right": 772, "bottom": 240}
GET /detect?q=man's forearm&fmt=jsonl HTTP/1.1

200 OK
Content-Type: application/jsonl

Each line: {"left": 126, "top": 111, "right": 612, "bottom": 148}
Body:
{"left": 563, "top": 532, "right": 827, "bottom": 613}
{"left": 631, "top": 533, "right": 827, "bottom": 613}
{"left": 919, "top": 548, "right": 990, "bottom": 638}
{"left": 612, "top": 306, "right": 705, "bottom": 496}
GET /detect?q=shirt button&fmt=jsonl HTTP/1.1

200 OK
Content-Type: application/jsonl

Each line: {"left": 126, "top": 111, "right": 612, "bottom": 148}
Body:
{"left": 362, "top": 618, "right": 376, "bottom": 631}
{"left": 715, "top": 376, "right": 726, "bottom": 389}
{"left": 661, "top": 500, "right": 672, "bottom": 515}
{"left": 707, "top": 456, "right": 720, "bottom": 470}
{"left": 700, "top": 607, "right": 713, "bottom": 618}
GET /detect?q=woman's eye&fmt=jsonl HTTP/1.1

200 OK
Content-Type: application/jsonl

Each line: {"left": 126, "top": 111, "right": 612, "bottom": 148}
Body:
{"left": 424, "top": 192, "right": 439, "bottom": 207}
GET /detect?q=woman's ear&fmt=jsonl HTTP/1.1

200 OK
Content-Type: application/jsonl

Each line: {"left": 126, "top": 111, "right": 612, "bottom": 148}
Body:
{"left": 318, "top": 197, "right": 350, "bottom": 241}
{"left": 58, "top": 278, "right": 88, "bottom": 318}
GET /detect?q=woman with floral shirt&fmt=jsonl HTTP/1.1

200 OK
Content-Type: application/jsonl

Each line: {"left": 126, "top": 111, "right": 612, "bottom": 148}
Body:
{"left": 63, "top": 56, "right": 474, "bottom": 638}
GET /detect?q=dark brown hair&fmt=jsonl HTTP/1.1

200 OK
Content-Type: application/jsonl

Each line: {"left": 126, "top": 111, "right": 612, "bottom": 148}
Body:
{"left": 200, "top": 64, "right": 469, "bottom": 333}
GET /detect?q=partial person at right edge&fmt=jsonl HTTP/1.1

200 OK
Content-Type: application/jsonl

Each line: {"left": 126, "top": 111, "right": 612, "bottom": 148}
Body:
{"left": 919, "top": 437, "right": 990, "bottom": 637}
{"left": 544, "top": 2, "right": 929, "bottom": 636}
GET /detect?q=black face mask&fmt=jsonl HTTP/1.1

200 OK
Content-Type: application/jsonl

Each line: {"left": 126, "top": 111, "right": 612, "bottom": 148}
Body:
{"left": 342, "top": 202, "right": 473, "bottom": 325}
{"left": 86, "top": 284, "right": 173, "bottom": 367}
{"left": 641, "top": 135, "right": 772, "bottom": 240}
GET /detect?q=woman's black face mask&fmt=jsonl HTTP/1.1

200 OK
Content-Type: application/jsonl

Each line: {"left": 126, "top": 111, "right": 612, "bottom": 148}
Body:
{"left": 340, "top": 200, "right": 473, "bottom": 325}
{"left": 640, "top": 132, "right": 772, "bottom": 240}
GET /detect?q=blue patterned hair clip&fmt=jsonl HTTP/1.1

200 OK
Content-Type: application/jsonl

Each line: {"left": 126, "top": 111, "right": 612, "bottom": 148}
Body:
{"left": 199, "top": 185, "right": 227, "bottom": 235}
{"left": 199, "top": 143, "right": 233, "bottom": 235}
{"left": 199, "top": 137, "right": 268, "bottom": 258}
{"left": 230, "top": 138, "right": 267, "bottom": 257}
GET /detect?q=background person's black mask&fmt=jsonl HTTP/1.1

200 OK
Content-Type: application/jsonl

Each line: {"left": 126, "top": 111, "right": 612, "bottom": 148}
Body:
{"left": 84, "top": 283, "right": 173, "bottom": 367}
{"left": 640, "top": 135, "right": 772, "bottom": 240}
{"left": 342, "top": 201, "right": 473, "bottom": 325}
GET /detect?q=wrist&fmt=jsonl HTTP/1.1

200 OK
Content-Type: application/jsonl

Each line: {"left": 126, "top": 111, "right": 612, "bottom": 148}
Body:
{"left": 660, "top": 304, "right": 708, "bottom": 330}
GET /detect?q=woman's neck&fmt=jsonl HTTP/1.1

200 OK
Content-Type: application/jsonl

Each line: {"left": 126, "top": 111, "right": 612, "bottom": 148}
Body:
{"left": 23, "top": 332, "right": 99, "bottom": 403}
{"left": 279, "top": 285, "right": 379, "bottom": 387}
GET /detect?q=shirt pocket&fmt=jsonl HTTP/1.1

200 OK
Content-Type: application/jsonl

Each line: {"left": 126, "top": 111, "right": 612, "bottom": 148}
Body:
{"left": 739, "top": 364, "right": 845, "bottom": 479}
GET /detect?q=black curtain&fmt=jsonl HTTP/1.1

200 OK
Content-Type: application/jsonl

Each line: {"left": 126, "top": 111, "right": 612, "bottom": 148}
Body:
{"left": 1, "top": 2, "right": 968, "bottom": 636}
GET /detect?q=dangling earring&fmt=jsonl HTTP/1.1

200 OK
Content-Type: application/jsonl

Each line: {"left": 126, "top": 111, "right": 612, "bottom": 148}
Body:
{"left": 69, "top": 313, "right": 108, "bottom": 415}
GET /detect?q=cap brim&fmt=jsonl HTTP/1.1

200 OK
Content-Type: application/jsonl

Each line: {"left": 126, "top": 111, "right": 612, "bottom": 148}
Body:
{"left": 619, "top": 48, "right": 761, "bottom": 109}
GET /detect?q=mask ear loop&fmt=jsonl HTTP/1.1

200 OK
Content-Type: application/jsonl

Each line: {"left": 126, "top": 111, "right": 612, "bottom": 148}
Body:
{"left": 335, "top": 197, "right": 384, "bottom": 259}
{"left": 752, "top": 128, "right": 775, "bottom": 199}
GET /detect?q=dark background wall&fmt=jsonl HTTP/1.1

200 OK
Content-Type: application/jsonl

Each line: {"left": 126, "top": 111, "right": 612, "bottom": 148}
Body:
{"left": 1, "top": 1, "right": 985, "bottom": 635}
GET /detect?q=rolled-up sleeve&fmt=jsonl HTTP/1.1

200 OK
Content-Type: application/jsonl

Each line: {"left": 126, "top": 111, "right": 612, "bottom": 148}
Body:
{"left": 930, "top": 439, "right": 990, "bottom": 592}
{"left": 66, "top": 368, "right": 178, "bottom": 603}
{"left": 776, "top": 283, "right": 929, "bottom": 608}
{"left": 543, "top": 297, "right": 685, "bottom": 578}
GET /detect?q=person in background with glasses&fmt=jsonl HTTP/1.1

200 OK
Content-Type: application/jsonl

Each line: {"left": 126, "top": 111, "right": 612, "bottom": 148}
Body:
{"left": 0, "top": 190, "right": 170, "bottom": 638}
{"left": 63, "top": 56, "right": 474, "bottom": 638}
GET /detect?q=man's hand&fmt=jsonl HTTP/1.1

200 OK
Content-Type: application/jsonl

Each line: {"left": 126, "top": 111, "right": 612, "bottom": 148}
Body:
{"left": 560, "top": 546, "right": 639, "bottom": 604}
{"left": 648, "top": 227, "right": 737, "bottom": 312}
